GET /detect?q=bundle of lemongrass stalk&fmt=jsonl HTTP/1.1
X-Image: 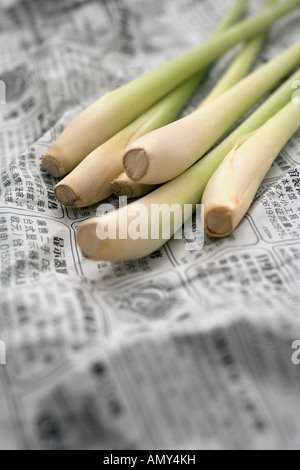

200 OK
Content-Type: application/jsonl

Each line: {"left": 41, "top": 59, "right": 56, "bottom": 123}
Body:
{"left": 42, "top": 0, "right": 300, "bottom": 261}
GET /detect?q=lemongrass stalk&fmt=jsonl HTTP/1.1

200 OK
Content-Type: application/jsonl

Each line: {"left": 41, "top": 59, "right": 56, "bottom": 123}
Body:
{"left": 123, "top": 40, "right": 300, "bottom": 184}
{"left": 108, "top": 21, "right": 265, "bottom": 202}
{"left": 109, "top": 1, "right": 274, "bottom": 201}
{"left": 198, "top": 0, "right": 276, "bottom": 109}
{"left": 43, "top": 0, "right": 300, "bottom": 177}
{"left": 115, "top": 12, "right": 271, "bottom": 202}
{"left": 182, "top": 67, "right": 300, "bottom": 201}
{"left": 54, "top": 0, "right": 249, "bottom": 207}
{"left": 198, "top": 38, "right": 265, "bottom": 109}
{"left": 203, "top": 100, "right": 300, "bottom": 237}
{"left": 54, "top": 78, "right": 205, "bottom": 206}
{"left": 111, "top": 173, "right": 158, "bottom": 199}
{"left": 214, "top": 0, "right": 249, "bottom": 32}
{"left": 76, "top": 69, "right": 300, "bottom": 261}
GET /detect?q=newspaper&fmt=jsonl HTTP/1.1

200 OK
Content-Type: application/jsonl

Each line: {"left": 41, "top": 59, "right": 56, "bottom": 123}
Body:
{"left": 0, "top": 0, "right": 300, "bottom": 450}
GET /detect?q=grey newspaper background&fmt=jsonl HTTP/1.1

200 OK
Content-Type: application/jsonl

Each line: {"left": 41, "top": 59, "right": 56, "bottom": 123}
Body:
{"left": 0, "top": 0, "right": 300, "bottom": 450}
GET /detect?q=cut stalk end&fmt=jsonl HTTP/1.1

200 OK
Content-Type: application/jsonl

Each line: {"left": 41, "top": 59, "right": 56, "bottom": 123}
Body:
{"left": 205, "top": 206, "right": 233, "bottom": 237}
{"left": 54, "top": 184, "right": 78, "bottom": 206}
{"left": 123, "top": 148, "right": 149, "bottom": 181}
{"left": 42, "top": 155, "right": 62, "bottom": 178}
{"left": 110, "top": 179, "right": 133, "bottom": 198}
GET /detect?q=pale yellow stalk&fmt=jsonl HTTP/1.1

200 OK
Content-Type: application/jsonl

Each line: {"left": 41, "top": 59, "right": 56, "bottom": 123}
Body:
{"left": 203, "top": 100, "right": 300, "bottom": 237}
{"left": 54, "top": 79, "right": 205, "bottom": 206}
{"left": 123, "top": 40, "right": 300, "bottom": 184}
